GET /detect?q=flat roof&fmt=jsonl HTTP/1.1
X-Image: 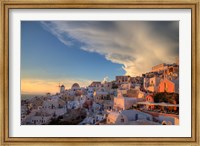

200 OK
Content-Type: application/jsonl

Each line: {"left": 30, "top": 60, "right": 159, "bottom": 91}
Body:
{"left": 137, "top": 101, "right": 179, "bottom": 107}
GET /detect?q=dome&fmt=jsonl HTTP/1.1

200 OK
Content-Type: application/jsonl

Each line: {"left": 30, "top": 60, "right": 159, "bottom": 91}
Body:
{"left": 71, "top": 83, "right": 80, "bottom": 89}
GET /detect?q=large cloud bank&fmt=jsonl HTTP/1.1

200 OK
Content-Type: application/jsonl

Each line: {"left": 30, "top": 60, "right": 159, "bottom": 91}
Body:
{"left": 41, "top": 21, "right": 179, "bottom": 76}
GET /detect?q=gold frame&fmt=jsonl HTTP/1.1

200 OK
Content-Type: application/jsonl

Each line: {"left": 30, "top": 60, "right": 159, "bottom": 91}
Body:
{"left": 0, "top": 0, "right": 199, "bottom": 145}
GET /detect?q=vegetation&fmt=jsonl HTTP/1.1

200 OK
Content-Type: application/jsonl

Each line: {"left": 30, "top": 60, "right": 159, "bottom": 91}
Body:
{"left": 112, "top": 83, "right": 118, "bottom": 89}
{"left": 153, "top": 92, "right": 179, "bottom": 104}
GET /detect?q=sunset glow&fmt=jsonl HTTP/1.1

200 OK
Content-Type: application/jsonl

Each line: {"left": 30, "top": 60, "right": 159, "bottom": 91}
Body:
{"left": 21, "top": 21, "right": 178, "bottom": 94}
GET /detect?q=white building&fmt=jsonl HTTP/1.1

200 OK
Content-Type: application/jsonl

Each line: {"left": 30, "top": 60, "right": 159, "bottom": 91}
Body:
{"left": 92, "top": 103, "right": 102, "bottom": 113}
{"left": 107, "top": 109, "right": 153, "bottom": 125}
{"left": 120, "top": 83, "right": 131, "bottom": 90}
{"left": 67, "top": 100, "right": 81, "bottom": 109}
{"left": 87, "top": 87, "right": 95, "bottom": 97}
{"left": 93, "top": 89, "right": 109, "bottom": 103}
{"left": 80, "top": 114, "right": 105, "bottom": 125}
{"left": 158, "top": 115, "right": 179, "bottom": 125}
{"left": 42, "top": 97, "right": 66, "bottom": 109}
{"left": 107, "top": 111, "right": 128, "bottom": 124}
{"left": 113, "top": 91, "right": 137, "bottom": 110}
{"left": 40, "top": 97, "right": 67, "bottom": 117}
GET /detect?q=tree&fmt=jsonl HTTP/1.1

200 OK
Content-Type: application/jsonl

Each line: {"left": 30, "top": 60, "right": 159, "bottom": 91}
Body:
{"left": 112, "top": 83, "right": 118, "bottom": 89}
{"left": 153, "top": 92, "right": 179, "bottom": 104}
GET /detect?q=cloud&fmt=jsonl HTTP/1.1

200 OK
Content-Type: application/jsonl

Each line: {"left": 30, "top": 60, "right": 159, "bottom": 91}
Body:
{"left": 41, "top": 21, "right": 179, "bottom": 76}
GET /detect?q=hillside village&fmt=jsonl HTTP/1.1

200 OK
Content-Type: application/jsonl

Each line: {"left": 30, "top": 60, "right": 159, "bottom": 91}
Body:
{"left": 21, "top": 62, "right": 179, "bottom": 125}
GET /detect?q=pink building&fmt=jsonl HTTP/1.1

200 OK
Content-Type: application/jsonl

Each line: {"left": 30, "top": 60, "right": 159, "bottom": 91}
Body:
{"left": 116, "top": 76, "right": 130, "bottom": 84}
{"left": 145, "top": 95, "right": 154, "bottom": 110}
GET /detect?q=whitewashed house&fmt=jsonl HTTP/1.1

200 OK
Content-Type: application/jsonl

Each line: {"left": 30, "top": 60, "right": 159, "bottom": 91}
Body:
{"left": 158, "top": 115, "right": 179, "bottom": 125}
{"left": 113, "top": 92, "right": 137, "bottom": 110}
{"left": 107, "top": 110, "right": 153, "bottom": 125}
{"left": 87, "top": 87, "right": 95, "bottom": 97}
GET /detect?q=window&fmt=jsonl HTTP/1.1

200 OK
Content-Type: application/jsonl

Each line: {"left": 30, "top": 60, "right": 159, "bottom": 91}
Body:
{"left": 135, "top": 114, "right": 138, "bottom": 120}
{"left": 164, "top": 82, "right": 167, "bottom": 92}
{"left": 121, "top": 118, "right": 124, "bottom": 122}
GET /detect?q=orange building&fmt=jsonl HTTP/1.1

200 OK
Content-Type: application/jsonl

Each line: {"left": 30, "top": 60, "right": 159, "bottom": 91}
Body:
{"left": 158, "top": 78, "right": 179, "bottom": 93}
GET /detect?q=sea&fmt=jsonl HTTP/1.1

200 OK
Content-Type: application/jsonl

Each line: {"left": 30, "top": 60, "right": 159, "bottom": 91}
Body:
{"left": 21, "top": 94, "right": 44, "bottom": 100}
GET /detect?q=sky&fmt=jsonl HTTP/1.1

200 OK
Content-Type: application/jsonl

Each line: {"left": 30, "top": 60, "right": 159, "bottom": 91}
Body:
{"left": 21, "top": 21, "right": 179, "bottom": 94}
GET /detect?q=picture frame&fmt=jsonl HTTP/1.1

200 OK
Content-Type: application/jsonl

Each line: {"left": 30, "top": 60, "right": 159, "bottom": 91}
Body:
{"left": 0, "top": 0, "right": 199, "bottom": 145}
